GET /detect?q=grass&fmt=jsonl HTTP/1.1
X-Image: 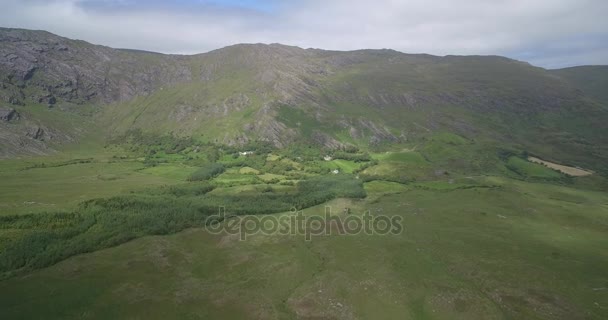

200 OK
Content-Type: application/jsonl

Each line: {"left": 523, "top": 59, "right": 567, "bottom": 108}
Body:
{"left": 238, "top": 166, "right": 260, "bottom": 174}
{"left": 0, "top": 172, "right": 366, "bottom": 278}
{"left": 258, "top": 173, "right": 287, "bottom": 182}
{"left": 188, "top": 163, "right": 225, "bottom": 181}
{"left": 363, "top": 156, "right": 431, "bottom": 181}
{"left": 506, "top": 156, "right": 564, "bottom": 179}
{"left": 0, "top": 176, "right": 606, "bottom": 319}
{"left": 213, "top": 172, "right": 260, "bottom": 186}
{"left": 207, "top": 184, "right": 295, "bottom": 196}
{"left": 139, "top": 164, "right": 199, "bottom": 180}
{"left": 0, "top": 161, "right": 181, "bottom": 215}
{"left": 2, "top": 39, "right": 608, "bottom": 319}
{"left": 363, "top": 180, "right": 411, "bottom": 199}
{"left": 318, "top": 159, "right": 362, "bottom": 173}
{"left": 372, "top": 150, "right": 427, "bottom": 163}
{"left": 0, "top": 134, "right": 607, "bottom": 319}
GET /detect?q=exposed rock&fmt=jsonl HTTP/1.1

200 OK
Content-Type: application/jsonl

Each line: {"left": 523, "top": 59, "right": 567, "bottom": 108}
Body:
{"left": 0, "top": 106, "right": 19, "bottom": 122}
{"left": 310, "top": 130, "right": 344, "bottom": 149}
{"left": 26, "top": 126, "right": 47, "bottom": 141}
{"left": 37, "top": 94, "right": 56, "bottom": 106}
{"left": 358, "top": 119, "right": 399, "bottom": 144}
{"left": 434, "top": 169, "right": 449, "bottom": 176}
{"left": 349, "top": 127, "right": 361, "bottom": 140}
{"left": 0, "top": 28, "right": 194, "bottom": 105}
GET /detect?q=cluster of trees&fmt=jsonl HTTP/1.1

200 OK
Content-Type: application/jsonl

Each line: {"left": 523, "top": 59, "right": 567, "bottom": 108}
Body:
{"left": 116, "top": 129, "right": 196, "bottom": 154}
{"left": 304, "top": 164, "right": 331, "bottom": 174}
{"left": 112, "top": 129, "right": 224, "bottom": 166}
{"left": 0, "top": 175, "right": 366, "bottom": 278}
{"left": 359, "top": 173, "right": 410, "bottom": 184}
{"left": 217, "top": 151, "right": 296, "bottom": 176}
{"left": 188, "top": 163, "right": 226, "bottom": 181}
{"left": 352, "top": 159, "right": 379, "bottom": 174}
{"left": 196, "top": 174, "right": 366, "bottom": 213}
{"left": 281, "top": 144, "right": 323, "bottom": 161}
{"left": 164, "top": 182, "right": 215, "bottom": 197}
{"left": 497, "top": 148, "right": 530, "bottom": 161}
{"left": 22, "top": 158, "right": 94, "bottom": 170}
{"left": 331, "top": 151, "right": 372, "bottom": 162}
{"left": 0, "top": 195, "right": 209, "bottom": 278}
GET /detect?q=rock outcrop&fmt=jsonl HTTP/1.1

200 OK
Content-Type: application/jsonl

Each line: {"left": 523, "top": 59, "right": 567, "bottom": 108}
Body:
{"left": 0, "top": 106, "right": 19, "bottom": 122}
{"left": 0, "top": 28, "right": 193, "bottom": 106}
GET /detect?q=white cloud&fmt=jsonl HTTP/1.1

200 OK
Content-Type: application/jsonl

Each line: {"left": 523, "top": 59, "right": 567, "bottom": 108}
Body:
{"left": 0, "top": 0, "right": 606, "bottom": 68}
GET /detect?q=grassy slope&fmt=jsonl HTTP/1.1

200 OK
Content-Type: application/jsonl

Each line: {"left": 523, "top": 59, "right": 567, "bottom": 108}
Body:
{"left": 318, "top": 56, "right": 608, "bottom": 175}
{"left": 84, "top": 48, "right": 608, "bottom": 177}
{"left": 0, "top": 179, "right": 607, "bottom": 319}
{"left": 550, "top": 66, "right": 608, "bottom": 106}
{"left": 99, "top": 80, "right": 263, "bottom": 141}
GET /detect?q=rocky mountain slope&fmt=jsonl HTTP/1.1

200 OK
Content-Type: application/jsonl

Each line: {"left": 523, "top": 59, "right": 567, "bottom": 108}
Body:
{"left": 0, "top": 28, "right": 192, "bottom": 105}
{"left": 1, "top": 27, "right": 607, "bottom": 172}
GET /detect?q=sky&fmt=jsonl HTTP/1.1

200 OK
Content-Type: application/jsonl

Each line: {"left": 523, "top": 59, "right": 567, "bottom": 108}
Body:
{"left": 0, "top": 0, "right": 606, "bottom": 68}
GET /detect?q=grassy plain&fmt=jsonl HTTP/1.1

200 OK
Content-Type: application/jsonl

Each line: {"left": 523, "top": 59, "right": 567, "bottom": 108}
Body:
{"left": 1, "top": 177, "right": 607, "bottom": 319}
{"left": 0, "top": 136, "right": 607, "bottom": 319}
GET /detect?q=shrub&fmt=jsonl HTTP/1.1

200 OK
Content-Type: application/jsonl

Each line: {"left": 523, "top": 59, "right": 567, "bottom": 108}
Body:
{"left": 188, "top": 163, "right": 225, "bottom": 181}
{"left": 0, "top": 174, "right": 366, "bottom": 279}
{"left": 332, "top": 151, "right": 371, "bottom": 162}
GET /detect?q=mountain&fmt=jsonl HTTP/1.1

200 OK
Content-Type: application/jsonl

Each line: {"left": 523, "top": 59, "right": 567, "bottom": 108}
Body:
{"left": 0, "top": 28, "right": 193, "bottom": 156}
{"left": 1, "top": 27, "right": 607, "bottom": 174}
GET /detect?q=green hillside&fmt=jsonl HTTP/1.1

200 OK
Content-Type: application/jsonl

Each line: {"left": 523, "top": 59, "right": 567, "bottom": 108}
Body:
{"left": 551, "top": 65, "right": 608, "bottom": 106}
{"left": 2, "top": 27, "right": 608, "bottom": 177}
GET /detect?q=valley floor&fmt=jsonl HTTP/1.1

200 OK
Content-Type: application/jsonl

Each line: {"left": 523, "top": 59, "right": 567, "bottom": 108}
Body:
{"left": 0, "top": 139, "right": 607, "bottom": 319}
{"left": 1, "top": 177, "right": 607, "bottom": 319}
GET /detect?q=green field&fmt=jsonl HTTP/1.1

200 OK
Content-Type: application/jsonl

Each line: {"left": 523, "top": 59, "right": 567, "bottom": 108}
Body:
{"left": 1, "top": 176, "right": 607, "bottom": 319}
{"left": 0, "top": 136, "right": 607, "bottom": 320}
{"left": 0, "top": 159, "right": 186, "bottom": 215}
{"left": 506, "top": 156, "right": 564, "bottom": 180}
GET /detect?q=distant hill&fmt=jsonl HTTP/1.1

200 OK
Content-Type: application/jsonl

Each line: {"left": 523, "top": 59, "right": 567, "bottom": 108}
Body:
{"left": 550, "top": 65, "right": 608, "bottom": 106}
{"left": 1, "top": 27, "right": 607, "bottom": 174}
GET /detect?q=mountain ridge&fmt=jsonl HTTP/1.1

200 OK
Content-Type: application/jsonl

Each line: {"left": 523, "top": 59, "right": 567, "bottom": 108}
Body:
{"left": 1, "top": 27, "right": 607, "bottom": 176}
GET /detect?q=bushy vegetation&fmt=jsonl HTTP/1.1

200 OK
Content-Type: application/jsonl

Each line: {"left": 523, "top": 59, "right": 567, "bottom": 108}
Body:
{"left": 117, "top": 129, "right": 195, "bottom": 154}
{"left": 0, "top": 174, "right": 365, "bottom": 278}
{"left": 0, "top": 196, "right": 204, "bottom": 277}
{"left": 21, "top": 158, "right": 94, "bottom": 170}
{"left": 353, "top": 159, "right": 379, "bottom": 173}
{"left": 188, "top": 163, "right": 226, "bottom": 181}
{"left": 163, "top": 182, "right": 215, "bottom": 197}
{"left": 331, "top": 151, "right": 371, "bottom": 162}
{"left": 359, "top": 173, "right": 410, "bottom": 184}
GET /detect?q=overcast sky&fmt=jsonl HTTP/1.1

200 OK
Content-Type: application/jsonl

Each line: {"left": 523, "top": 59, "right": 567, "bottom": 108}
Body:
{"left": 1, "top": 0, "right": 606, "bottom": 68}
